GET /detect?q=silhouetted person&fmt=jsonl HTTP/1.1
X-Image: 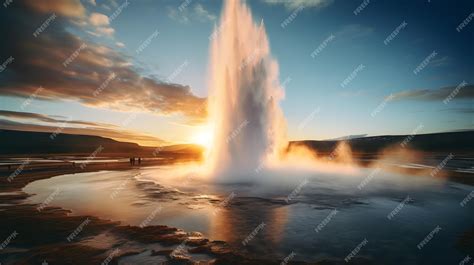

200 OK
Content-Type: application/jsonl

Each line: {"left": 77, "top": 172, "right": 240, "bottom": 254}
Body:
{"left": 138, "top": 157, "right": 141, "bottom": 165}
{"left": 129, "top": 158, "right": 133, "bottom": 166}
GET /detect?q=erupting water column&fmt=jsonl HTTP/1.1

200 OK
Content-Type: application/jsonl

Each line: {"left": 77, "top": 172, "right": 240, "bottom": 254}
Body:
{"left": 207, "top": 0, "right": 287, "bottom": 181}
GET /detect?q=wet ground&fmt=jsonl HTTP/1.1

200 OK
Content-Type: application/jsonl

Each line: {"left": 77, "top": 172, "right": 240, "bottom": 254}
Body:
{"left": 21, "top": 161, "right": 474, "bottom": 265}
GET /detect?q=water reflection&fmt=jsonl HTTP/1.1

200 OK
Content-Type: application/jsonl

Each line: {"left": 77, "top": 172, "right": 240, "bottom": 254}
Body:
{"left": 22, "top": 166, "right": 474, "bottom": 264}
{"left": 208, "top": 198, "right": 289, "bottom": 255}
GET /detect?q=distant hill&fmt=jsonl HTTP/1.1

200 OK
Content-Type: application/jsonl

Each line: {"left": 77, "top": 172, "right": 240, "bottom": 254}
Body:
{"left": 2, "top": 129, "right": 472, "bottom": 157}
{"left": 291, "top": 131, "right": 474, "bottom": 155}
{"left": 0, "top": 129, "right": 203, "bottom": 157}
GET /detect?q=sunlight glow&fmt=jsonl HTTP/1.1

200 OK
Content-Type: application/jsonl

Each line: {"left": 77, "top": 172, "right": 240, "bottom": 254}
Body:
{"left": 190, "top": 125, "right": 214, "bottom": 150}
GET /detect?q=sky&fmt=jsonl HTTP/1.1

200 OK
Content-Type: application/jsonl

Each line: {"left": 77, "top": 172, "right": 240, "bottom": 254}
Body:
{"left": 0, "top": 0, "right": 472, "bottom": 146}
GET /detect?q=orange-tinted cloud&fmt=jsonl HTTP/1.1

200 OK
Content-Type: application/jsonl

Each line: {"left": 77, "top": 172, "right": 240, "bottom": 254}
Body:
{"left": 0, "top": 111, "right": 166, "bottom": 147}
{"left": 25, "top": 0, "right": 86, "bottom": 18}
{"left": 0, "top": 1, "right": 206, "bottom": 124}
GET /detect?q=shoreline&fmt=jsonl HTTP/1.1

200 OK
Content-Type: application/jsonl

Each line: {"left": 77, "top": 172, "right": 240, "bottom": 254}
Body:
{"left": 0, "top": 160, "right": 316, "bottom": 265}
{"left": 1, "top": 158, "right": 472, "bottom": 264}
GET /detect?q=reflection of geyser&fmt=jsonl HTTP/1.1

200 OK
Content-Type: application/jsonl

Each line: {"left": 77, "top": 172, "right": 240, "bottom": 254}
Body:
{"left": 209, "top": 196, "right": 289, "bottom": 256}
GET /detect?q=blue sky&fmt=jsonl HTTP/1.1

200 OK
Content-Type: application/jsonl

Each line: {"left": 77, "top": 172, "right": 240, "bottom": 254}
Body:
{"left": 0, "top": 0, "right": 472, "bottom": 145}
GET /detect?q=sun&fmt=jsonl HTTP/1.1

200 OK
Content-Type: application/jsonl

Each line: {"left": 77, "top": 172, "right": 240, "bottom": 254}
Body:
{"left": 190, "top": 125, "right": 214, "bottom": 150}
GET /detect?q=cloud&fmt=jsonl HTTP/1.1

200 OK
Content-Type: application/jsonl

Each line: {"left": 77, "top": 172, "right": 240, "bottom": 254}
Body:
{"left": 429, "top": 56, "right": 452, "bottom": 67}
{"left": 168, "top": 4, "right": 216, "bottom": 24}
{"left": 88, "top": 13, "right": 115, "bottom": 37}
{"left": 439, "top": 107, "right": 474, "bottom": 114}
{"left": 97, "top": 26, "right": 115, "bottom": 36}
{"left": 262, "top": 0, "right": 334, "bottom": 10}
{"left": 0, "top": 1, "right": 206, "bottom": 124}
{"left": 194, "top": 4, "right": 217, "bottom": 21}
{"left": 336, "top": 24, "right": 374, "bottom": 40}
{"left": 26, "top": 0, "right": 86, "bottom": 18}
{"left": 116, "top": 42, "right": 125, "bottom": 48}
{"left": 0, "top": 110, "right": 115, "bottom": 127}
{"left": 327, "top": 134, "right": 368, "bottom": 141}
{"left": 89, "top": 12, "right": 110, "bottom": 26}
{"left": 390, "top": 84, "right": 474, "bottom": 101}
{"left": 0, "top": 110, "right": 167, "bottom": 146}
{"left": 0, "top": 119, "right": 165, "bottom": 146}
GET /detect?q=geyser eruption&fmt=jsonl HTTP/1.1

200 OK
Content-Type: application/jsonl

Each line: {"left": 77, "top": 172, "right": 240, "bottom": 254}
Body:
{"left": 207, "top": 0, "right": 287, "bottom": 180}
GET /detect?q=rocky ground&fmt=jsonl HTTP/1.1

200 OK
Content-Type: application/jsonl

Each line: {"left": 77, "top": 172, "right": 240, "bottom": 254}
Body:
{"left": 0, "top": 161, "right": 356, "bottom": 265}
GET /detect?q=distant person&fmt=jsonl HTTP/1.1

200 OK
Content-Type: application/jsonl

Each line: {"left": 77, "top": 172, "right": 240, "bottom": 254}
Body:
{"left": 138, "top": 157, "right": 141, "bottom": 165}
{"left": 129, "top": 158, "right": 133, "bottom": 166}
